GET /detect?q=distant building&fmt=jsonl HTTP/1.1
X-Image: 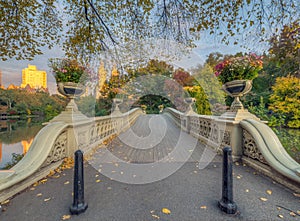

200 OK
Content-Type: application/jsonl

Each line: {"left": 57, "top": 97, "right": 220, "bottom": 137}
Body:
{"left": 21, "top": 65, "right": 47, "bottom": 89}
{"left": 95, "top": 62, "right": 107, "bottom": 99}
{"left": 0, "top": 70, "right": 2, "bottom": 88}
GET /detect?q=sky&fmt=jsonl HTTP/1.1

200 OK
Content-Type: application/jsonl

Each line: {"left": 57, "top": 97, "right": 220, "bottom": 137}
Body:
{"left": 0, "top": 39, "right": 248, "bottom": 94}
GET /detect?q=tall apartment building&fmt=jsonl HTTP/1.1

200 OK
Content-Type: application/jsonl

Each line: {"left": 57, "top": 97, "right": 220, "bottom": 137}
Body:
{"left": 21, "top": 65, "right": 47, "bottom": 89}
{"left": 0, "top": 70, "right": 2, "bottom": 88}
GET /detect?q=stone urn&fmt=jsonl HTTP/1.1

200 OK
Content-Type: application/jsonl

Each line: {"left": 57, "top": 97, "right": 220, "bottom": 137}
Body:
{"left": 222, "top": 80, "right": 252, "bottom": 111}
{"left": 49, "top": 82, "right": 88, "bottom": 123}
{"left": 57, "top": 82, "right": 85, "bottom": 99}
{"left": 184, "top": 98, "right": 196, "bottom": 115}
{"left": 111, "top": 98, "right": 123, "bottom": 115}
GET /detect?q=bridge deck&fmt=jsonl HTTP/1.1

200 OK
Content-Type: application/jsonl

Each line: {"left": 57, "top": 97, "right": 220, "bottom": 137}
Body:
{"left": 93, "top": 114, "right": 209, "bottom": 164}
{"left": 1, "top": 115, "right": 299, "bottom": 221}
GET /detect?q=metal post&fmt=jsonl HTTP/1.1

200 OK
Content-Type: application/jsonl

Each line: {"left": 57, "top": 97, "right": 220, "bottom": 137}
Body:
{"left": 70, "top": 150, "right": 88, "bottom": 215}
{"left": 218, "top": 147, "right": 237, "bottom": 214}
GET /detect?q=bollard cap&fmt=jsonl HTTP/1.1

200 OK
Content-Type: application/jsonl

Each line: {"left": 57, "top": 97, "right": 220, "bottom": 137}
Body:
{"left": 223, "top": 147, "right": 232, "bottom": 154}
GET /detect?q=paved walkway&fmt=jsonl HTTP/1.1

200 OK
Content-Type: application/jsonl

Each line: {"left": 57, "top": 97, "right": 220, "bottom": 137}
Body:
{"left": 0, "top": 115, "right": 300, "bottom": 221}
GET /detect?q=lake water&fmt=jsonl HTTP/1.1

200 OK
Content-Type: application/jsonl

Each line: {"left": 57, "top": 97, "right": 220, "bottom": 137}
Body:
{"left": 0, "top": 118, "right": 43, "bottom": 169}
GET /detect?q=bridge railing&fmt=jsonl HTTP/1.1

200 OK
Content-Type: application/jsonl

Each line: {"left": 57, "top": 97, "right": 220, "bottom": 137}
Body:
{"left": 0, "top": 108, "right": 143, "bottom": 203}
{"left": 163, "top": 107, "right": 300, "bottom": 192}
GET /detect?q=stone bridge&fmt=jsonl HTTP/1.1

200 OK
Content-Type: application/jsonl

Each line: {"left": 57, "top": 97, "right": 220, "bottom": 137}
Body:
{"left": 0, "top": 101, "right": 299, "bottom": 202}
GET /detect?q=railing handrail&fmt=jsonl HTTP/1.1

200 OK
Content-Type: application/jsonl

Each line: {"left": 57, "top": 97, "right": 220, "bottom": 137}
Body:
{"left": 0, "top": 122, "right": 68, "bottom": 190}
{"left": 240, "top": 119, "right": 300, "bottom": 183}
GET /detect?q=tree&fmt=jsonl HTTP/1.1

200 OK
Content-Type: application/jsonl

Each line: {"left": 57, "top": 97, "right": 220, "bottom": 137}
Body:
{"left": 268, "top": 22, "right": 300, "bottom": 77}
{"left": 184, "top": 86, "right": 211, "bottom": 115}
{"left": 269, "top": 76, "right": 300, "bottom": 128}
{"left": 173, "top": 69, "right": 194, "bottom": 86}
{"left": 191, "top": 64, "right": 225, "bottom": 105}
{"left": 1, "top": 1, "right": 299, "bottom": 62}
{"left": 0, "top": 0, "right": 62, "bottom": 60}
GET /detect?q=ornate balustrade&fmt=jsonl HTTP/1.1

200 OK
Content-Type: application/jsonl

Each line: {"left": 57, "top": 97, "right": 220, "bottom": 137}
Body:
{"left": 164, "top": 107, "right": 300, "bottom": 191}
{"left": 0, "top": 108, "right": 143, "bottom": 203}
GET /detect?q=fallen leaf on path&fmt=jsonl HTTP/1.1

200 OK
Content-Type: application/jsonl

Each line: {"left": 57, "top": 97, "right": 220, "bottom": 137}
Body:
{"left": 162, "top": 208, "right": 171, "bottom": 214}
{"left": 152, "top": 214, "right": 160, "bottom": 219}
{"left": 290, "top": 212, "right": 296, "bottom": 217}
{"left": 62, "top": 214, "right": 71, "bottom": 220}
{"left": 266, "top": 190, "right": 272, "bottom": 195}
{"left": 259, "top": 197, "right": 268, "bottom": 202}
{"left": 150, "top": 210, "right": 155, "bottom": 214}
{"left": 236, "top": 175, "right": 241, "bottom": 179}
{"left": 95, "top": 174, "right": 99, "bottom": 177}
{"left": 293, "top": 193, "right": 300, "bottom": 197}
{"left": 48, "top": 170, "right": 55, "bottom": 177}
{"left": 44, "top": 198, "right": 51, "bottom": 202}
{"left": 297, "top": 210, "right": 300, "bottom": 215}
{"left": 245, "top": 189, "right": 249, "bottom": 193}
{"left": 40, "top": 179, "right": 48, "bottom": 184}
{"left": 36, "top": 193, "right": 42, "bottom": 197}
{"left": 200, "top": 205, "right": 207, "bottom": 209}
{"left": 30, "top": 187, "right": 35, "bottom": 191}
{"left": 96, "top": 179, "right": 101, "bottom": 183}
{"left": 278, "top": 214, "right": 284, "bottom": 218}
{"left": 64, "top": 181, "right": 70, "bottom": 185}
{"left": 1, "top": 200, "right": 9, "bottom": 205}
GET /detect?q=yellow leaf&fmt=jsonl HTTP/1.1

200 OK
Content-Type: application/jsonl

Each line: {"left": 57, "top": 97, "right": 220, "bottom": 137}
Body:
{"left": 200, "top": 205, "right": 207, "bottom": 209}
{"left": 245, "top": 189, "right": 249, "bottom": 193}
{"left": 36, "top": 193, "right": 42, "bottom": 197}
{"left": 297, "top": 210, "right": 300, "bottom": 215}
{"left": 44, "top": 198, "right": 51, "bottom": 202}
{"left": 152, "top": 214, "right": 160, "bottom": 219}
{"left": 30, "top": 187, "right": 35, "bottom": 191}
{"left": 2, "top": 200, "right": 9, "bottom": 205}
{"left": 293, "top": 193, "right": 300, "bottom": 197}
{"left": 150, "top": 210, "right": 155, "bottom": 214}
{"left": 95, "top": 174, "right": 99, "bottom": 177}
{"left": 48, "top": 170, "right": 55, "bottom": 177}
{"left": 278, "top": 214, "right": 284, "bottom": 218}
{"left": 40, "top": 179, "right": 48, "bottom": 184}
{"left": 62, "top": 214, "right": 71, "bottom": 220}
{"left": 162, "top": 208, "right": 171, "bottom": 214}
{"left": 64, "top": 181, "right": 70, "bottom": 185}
{"left": 236, "top": 175, "right": 241, "bottom": 179}
{"left": 266, "top": 190, "right": 272, "bottom": 195}
{"left": 260, "top": 197, "right": 268, "bottom": 202}
{"left": 96, "top": 179, "right": 101, "bottom": 183}
{"left": 289, "top": 212, "right": 296, "bottom": 217}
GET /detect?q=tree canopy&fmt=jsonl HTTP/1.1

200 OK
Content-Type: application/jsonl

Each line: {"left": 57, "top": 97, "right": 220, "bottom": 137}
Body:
{"left": 1, "top": 0, "right": 299, "bottom": 62}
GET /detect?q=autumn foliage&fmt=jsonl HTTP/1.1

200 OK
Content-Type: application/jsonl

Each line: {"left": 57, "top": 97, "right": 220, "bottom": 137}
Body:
{"left": 269, "top": 76, "right": 300, "bottom": 128}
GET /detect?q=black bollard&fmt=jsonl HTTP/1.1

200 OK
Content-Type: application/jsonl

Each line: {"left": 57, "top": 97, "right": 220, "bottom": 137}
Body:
{"left": 218, "top": 147, "right": 237, "bottom": 214}
{"left": 70, "top": 150, "right": 88, "bottom": 215}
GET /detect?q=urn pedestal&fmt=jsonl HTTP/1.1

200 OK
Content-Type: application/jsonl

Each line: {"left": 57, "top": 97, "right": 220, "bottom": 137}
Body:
{"left": 49, "top": 82, "right": 90, "bottom": 123}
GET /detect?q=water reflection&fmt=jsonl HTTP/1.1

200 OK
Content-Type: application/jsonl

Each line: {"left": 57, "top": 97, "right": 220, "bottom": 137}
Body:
{"left": 0, "top": 118, "right": 43, "bottom": 168}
